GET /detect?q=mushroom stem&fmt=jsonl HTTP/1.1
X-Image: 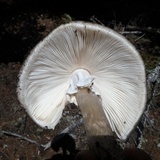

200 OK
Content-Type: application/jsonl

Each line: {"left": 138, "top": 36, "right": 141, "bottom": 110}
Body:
{"left": 75, "top": 88, "right": 113, "bottom": 136}
{"left": 76, "top": 88, "right": 122, "bottom": 159}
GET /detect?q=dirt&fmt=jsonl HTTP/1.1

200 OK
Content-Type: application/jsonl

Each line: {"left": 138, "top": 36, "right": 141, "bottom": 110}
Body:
{"left": 0, "top": 1, "right": 160, "bottom": 160}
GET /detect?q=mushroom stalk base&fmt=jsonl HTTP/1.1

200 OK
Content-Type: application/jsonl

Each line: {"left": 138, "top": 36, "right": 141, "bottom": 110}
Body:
{"left": 76, "top": 88, "right": 122, "bottom": 159}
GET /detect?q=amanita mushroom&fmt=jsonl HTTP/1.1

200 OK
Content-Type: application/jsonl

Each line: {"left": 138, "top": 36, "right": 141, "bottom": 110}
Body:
{"left": 17, "top": 21, "right": 146, "bottom": 157}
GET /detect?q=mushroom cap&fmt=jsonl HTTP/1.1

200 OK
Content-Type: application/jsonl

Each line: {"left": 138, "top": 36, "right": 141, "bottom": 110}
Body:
{"left": 17, "top": 21, "right": 146, "bottom": 140}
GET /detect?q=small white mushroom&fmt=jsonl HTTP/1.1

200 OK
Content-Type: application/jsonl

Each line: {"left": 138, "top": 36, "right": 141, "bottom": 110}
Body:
{"left": 17, "top": 21, "right": 146, "bottom": 141}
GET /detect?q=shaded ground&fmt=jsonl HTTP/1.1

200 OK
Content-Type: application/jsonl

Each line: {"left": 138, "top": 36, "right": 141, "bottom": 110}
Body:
{"left": 0, "top": 1, "right": 160, "bottom": 159}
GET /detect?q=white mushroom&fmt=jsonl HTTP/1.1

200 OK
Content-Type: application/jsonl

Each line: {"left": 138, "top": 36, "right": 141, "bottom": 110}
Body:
{"left": 17, "top": 21, "right": 146, "bottom": 141}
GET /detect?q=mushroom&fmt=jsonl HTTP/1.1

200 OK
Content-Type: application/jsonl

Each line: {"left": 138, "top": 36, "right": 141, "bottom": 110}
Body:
{"left": 17, "top": 21, "right": 146, "bottom": 155}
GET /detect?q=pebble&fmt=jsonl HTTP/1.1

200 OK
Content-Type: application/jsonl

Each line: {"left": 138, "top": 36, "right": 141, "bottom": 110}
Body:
{"left": 157, "top": 143, "right": 160, "bottom": 148}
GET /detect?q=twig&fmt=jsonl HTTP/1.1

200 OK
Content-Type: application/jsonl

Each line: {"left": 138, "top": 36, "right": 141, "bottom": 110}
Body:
{"left": 126, "top": 26, "right": 160, "bottom": 34}
{"left": 90, "top": 16, "right": 104, "bottom": 26}
{"left": 1, "top": 118, "right": 84, "bottom": 151}
{"left": 60, "top": 118, "right": 83, "bottom": 134}
{"left": 136, "top": 126, "right": 144, "bottom": 148}
{"left": 131, "top": 135, "right": 138, "bottom": 146}
{"left": 1, "top": 130, "right": 43, "bottom": 147}
{"left": 119, "top": 31, "right": 143, "bottom": 35}
{"left": 135, "top": 33, "right": 146, "bottom": 42}
{"left": 43, "top": 118, "right": 84, "bottom": 151}
{"left": 143, "top": 112, "right": 160, "bottom": 131}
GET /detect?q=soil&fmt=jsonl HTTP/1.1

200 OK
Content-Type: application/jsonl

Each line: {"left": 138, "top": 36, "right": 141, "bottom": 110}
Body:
{"left": 0, "top": 1, "right": 160, "bottom": 160}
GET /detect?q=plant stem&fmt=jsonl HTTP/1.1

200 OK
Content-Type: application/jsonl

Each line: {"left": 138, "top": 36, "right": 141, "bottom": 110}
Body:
{"left": 75, "top": 88, "right": 112, "bottom": 136}
{"left": 75, "top": 88, "right": 122, "bottom": 159}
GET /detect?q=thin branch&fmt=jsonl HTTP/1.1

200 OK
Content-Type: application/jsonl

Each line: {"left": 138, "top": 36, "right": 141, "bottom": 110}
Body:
{"left": 143, "top": 113, "right": 160, "bottom": 131}
{"left": 135, "top": 33, "right": 146, "bottom": 42}
{"left": 119, "top": 31, "right": 143, "bottom": 35}
{"left": 1, "top": 130, "right": 43, "bottom": 147}
{"left": 60, "top": 118, "right": 83, "bottom": 134}
{"left": 90, "top": 15, "right": 105, "bottom": 26}
{"left": 43, "top": 118, "right": 84, "bottom": 151}
{"left": 136, "top": 126, "right": 144, "bottom": 148}
{"left": 1, "top": 118, "right": 84, "bottom": 151}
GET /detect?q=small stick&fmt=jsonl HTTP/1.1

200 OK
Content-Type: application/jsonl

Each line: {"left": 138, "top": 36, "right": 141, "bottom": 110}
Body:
{"left": 120, "top": 31, "right": 143, "bottom": 35}
{"left": 1, "top": 118, "right": 84, "bottom": 151}
{"left": 60, "top": 118, "right": 83, "bottom": 134}
{"left": 90, "top": 16, "right": 104, "bottom": 26}
{"left": 43, "top": 118, "right": 84, "bottom": 151}
{"left": 1, "top": 116, "right": 84, "bottom": 152}
{"left": 1, "top": 130, "right": 43, "bottom": 147}
{"left": 143, "top": 113, "right": 160, "bottom": 131}
{"left": 136, "top": 126, "right": 143, "bottom": 148}
{"left": 135, "top": 33, "right": 146, "bottom": 42}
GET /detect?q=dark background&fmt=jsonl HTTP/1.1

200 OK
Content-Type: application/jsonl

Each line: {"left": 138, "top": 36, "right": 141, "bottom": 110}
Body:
{"left": 0, "top": 0, "right": 160, "bottom": 63}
